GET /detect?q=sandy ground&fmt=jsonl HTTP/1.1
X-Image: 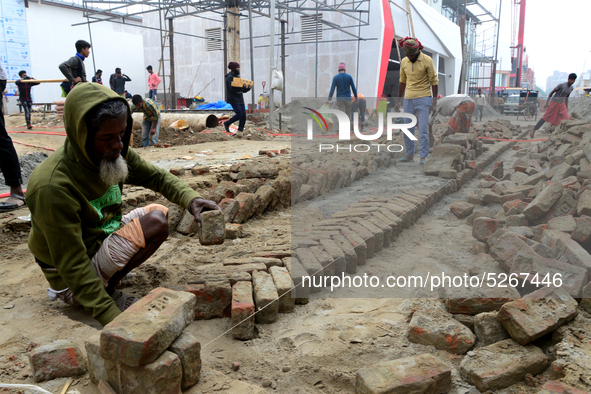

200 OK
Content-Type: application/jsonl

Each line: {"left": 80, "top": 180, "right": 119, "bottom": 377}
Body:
{"left": 1, "top": 113, "right": 582, "bottom": 394}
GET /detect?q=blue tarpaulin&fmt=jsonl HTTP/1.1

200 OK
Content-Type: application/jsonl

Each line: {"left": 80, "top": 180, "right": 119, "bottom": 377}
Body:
{"left": 196, "top": 100, "right": 233, "bottom": 110}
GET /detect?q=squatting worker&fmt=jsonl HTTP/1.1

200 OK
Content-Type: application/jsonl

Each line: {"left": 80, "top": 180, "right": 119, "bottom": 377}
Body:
{"left": 131, "top": 94, "right": 160, "bottom": 147}
{"left": 394, "top": 37, "right": 438, "bottom": 164}
{"left": 223, "top": 62, "right": 251, "bottom": 136}
{"left": 474, "top": 89, "right": 486, "bottom": 122}
{"left": 430, "top": 94, "right": 476, "bottom": 141}
{"left": 327, "top": 62, "right": 357, "bottom": 118}
{"left": 26, "top": 83, "right": 221, "bottom": 326}
{"left": 531, "top": 73, "right": 577, "bottom": 138}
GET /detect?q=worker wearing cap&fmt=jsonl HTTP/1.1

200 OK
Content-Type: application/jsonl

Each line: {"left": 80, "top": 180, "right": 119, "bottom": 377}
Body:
{"left": 394, "top": 37, "right": 438, "bottom": 164}
{"left": 327, "top": 62, "right": 357, "bottom": 120}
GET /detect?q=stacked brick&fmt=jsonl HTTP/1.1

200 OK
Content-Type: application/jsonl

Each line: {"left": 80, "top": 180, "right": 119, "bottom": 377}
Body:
{"left": 86, "top": 287, "right": 201, "bottom": 393}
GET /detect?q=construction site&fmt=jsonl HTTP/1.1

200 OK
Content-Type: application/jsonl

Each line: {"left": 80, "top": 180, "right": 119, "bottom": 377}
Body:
{"left": 1, "top": 0, "right": 591, "bottom": 393}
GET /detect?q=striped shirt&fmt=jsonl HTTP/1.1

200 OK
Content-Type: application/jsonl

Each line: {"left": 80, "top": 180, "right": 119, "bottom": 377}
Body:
{"left": 131, "top": 98, "right": 160, "bottom": 122}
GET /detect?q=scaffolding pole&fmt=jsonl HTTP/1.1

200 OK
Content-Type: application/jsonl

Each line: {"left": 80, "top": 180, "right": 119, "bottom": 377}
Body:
{"left": 269, "top": 0, "right": 275, "bottom": 131}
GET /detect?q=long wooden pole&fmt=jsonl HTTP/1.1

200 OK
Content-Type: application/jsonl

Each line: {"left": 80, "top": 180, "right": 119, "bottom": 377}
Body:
{"left": 7, "top": 79, "right": 67, "bottom": 83}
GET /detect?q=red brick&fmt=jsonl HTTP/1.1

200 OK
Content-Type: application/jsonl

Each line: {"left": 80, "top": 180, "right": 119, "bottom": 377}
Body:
{"left": 168, "top": 331, "right": 201, "bottom": 389}
{"left": 231, "top": 281, "right": 255, "bottom": 340}
{"left": 100, "top": 288, "right": 196, "bottom": 366}
{"left": 497, "top": 287, "right": 578, "bottom": 345}
{"left": 459, "top": 339, "right": 548, "bottom": 391}
{"left": 119, "top": 351, "right": 182, "bottom": 394}
{"left": 270, "top": 266, "right": 295, "bottom": 313}
{"left": 472, "top": 217, "right": 498, "bottom": 242}
{"left": 29, "top": 340, "right": 87, "bottom": 382}
{"left": 170, "top": 282, "right": 232, "bottom": 320}
{"left": 356, "top": 354, "right": 451, "bottom": 394}
{"left": 252, "top": 270, "right": 279, "bottom": 324}
{"left": 539, "top": 380, "right": 589, "bottom": 394}
{"left": 198, "top": 210, "right": 225, "bottom": 245}
{"left": 408, "top": 310, "right": 475, "bottom": 354}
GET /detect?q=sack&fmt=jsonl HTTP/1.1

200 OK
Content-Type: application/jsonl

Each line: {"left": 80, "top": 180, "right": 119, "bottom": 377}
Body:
{"left": 271, "top": 69, "right": 283, "bottom": 91}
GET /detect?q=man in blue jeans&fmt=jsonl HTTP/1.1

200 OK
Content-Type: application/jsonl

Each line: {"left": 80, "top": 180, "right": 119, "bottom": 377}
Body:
{"left": 223, "top": 62, "right": 251, "bottom": 136}
{"left": 131, "top": 95, "right": 160, "bottom": 147}
{"left": 394, "top": 37, "right": 438, "bottom": 164}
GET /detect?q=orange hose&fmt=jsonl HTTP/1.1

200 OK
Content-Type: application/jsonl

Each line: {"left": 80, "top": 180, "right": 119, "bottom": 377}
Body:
{"left": 8, "top": 130, "right": 66, "bottom": 136}
{"left": 12, "top": 140, "right": 56, "bottom": 151}
{"left": 477, "top": 136, "right": 547, "bottom": 142}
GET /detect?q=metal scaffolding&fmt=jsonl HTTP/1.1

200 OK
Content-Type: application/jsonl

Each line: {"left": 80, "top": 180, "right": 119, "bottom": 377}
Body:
{"left": 76, "top": 0, "right": 372, "bottom": 119}
{"left": 441, "top": 0, "right": 500, "bottom": 97}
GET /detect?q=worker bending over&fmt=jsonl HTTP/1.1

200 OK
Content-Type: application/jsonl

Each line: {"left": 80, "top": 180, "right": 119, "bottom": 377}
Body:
{"left": 394, "top": 37, "right": 438, "bottom": 164}
{"left": 430, "top": 94, "right": 476, "bottom": 141}
{"left": 531, "top": 73, "right": 577, "bottom": 138}
{"left": 26, "top": 83, "right": 220, "bottom": 326}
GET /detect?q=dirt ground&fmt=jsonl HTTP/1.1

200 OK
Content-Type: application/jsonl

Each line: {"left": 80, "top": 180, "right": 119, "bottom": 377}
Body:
{"left": 1, "top": 112, "right": 587, "bottom": 394}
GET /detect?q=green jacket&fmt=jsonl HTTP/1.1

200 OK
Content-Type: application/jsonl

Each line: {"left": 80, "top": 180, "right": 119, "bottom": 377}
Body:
{"left": 26, "top": 83, "right": 201, "bottom": 326}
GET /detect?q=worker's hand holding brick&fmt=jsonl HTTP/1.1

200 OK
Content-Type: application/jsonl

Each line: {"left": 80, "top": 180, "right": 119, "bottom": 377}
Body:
{"left": 189, "top": 197, "right": 222, "bottom": 225}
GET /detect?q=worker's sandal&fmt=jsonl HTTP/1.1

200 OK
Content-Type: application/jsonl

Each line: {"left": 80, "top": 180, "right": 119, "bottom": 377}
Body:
{"left": 111, "top": 289, "right": 138, "bottom": 312}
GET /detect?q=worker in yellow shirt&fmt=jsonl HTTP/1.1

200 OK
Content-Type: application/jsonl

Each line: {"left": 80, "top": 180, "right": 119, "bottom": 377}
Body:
{"left": 394, "top": 37, "right": 439, "bottom": 164}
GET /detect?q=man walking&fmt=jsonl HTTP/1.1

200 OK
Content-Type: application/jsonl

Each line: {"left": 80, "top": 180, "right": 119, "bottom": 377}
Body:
{"left": 92, "top": 69, "right": 103, "bottom": 85}
{"left": 474, "top": 89, "right": 486, "bottom": 122}
{"left": 0, "top": 66, "right": 25, "bottom": 212}
{"left": 59, "top": 40, "right": 91, "bottom": 90}
{"left": 327, "top": 62, "right": 357, "bottom": 119}
{"left": 146, "top": 65, "right": 161, "bottom": 101}
{"left": 531, "top": 73, "right": 577, "bottom": 138}
{"left": 131, "top": 94, "right": 160, "bottom": 147}
{"left": 112, "top": 69, "right": 131, "bottom": 96}
{"left": 394, "top": 37, "right": 438, "bottom": 164}
{"left": 223, "top": 62, "right": 251, "bottom": 136}
{"left": 15, "top": 70, "right": 40, "bottom": 129}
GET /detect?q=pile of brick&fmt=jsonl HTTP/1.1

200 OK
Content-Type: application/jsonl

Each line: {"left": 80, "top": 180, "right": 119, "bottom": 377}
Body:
{"left": 85, "top": 287, "right": 201, "bottom": 394}
{"left": 438, "top": 118, "right": 591, "bottom": 391}
{"left": 471, "top": 118, "right": 521, "bottom": 140}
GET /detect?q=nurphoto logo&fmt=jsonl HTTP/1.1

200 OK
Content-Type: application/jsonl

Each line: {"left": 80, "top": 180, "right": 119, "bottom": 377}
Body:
{"left": 303, "top": 108, "right": 418, "bottom": 153}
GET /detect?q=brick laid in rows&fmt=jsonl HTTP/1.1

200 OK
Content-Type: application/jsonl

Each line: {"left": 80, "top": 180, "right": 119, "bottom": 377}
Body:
{"left": 231, "top": 281, "right": 255, "bottom": 340}
{"left": 355, "top": 353, "right": 451, "bottom": 394}
{"left": 295, "top": 248, "right": 324, "bottom": 292}
{"left": 270, "top": 266, "right": 295, "bottom": 313}
{"left": 497, "top": 287, "right": 578, "bottom": 345}
{"left": 29, "top": 339, "right": 87, "bottom": 382}
{"left": 252, "top": 270, "right": 279, "bottom": 324}
{"left": 459, "top": 339, "right": 548, "bottom": 392}
{"left": 288, "top": 257, "right": 310, "bottom": 303}
{"left": 100, "top": 287, "right": 196, "bottom": 366}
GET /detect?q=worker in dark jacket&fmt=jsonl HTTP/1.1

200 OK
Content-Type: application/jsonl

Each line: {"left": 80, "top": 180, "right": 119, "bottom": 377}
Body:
{"left": 15, "top": 70, "right": 40, "bottom": 129}
{"left": 58, "top": 40, "right": 91, "bottom": 93}
{"left": 223, "top": 62, "right": 251, "bottom": 136}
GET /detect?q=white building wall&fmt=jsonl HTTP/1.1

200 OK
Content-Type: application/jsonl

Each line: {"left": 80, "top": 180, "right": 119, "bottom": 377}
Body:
{"left": 24, "top": 2, "right": 145, "bottom": 104}
{"left": 142, "top": 0, "right": 459, "bottom": 104}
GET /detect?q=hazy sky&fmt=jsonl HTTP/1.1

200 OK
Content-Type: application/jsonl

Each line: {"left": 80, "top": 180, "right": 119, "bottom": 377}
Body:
{"left": 477, "top": 0, "right": 591, "bottom": 89}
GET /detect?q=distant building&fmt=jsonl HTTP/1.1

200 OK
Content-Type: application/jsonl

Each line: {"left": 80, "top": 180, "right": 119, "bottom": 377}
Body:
{"left": 546, "top": 71, "right": 569, "bottom": 93}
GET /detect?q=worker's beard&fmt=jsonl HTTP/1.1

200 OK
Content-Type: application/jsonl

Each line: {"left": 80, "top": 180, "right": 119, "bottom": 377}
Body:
{"left": 99, "top": 156, "right": 129, "bottom": 185}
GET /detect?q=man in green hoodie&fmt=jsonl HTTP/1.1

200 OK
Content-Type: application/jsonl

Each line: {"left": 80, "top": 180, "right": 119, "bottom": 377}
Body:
{"left": 26, "top": 83, "right": 220, "bottom": 326}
